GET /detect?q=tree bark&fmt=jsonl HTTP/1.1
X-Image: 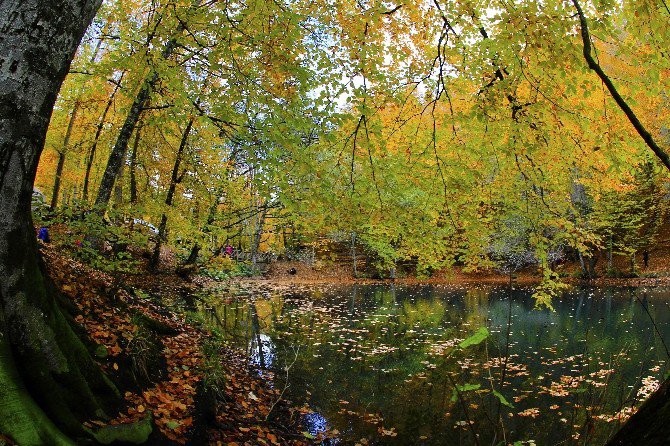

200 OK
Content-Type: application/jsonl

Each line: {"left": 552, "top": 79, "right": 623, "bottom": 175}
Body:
{"left": 51, "top": 150, "right": 67, "bottom": 210}
{"left": 607, "top": 377, "right": 670, "bottom": 445}
{"left": 113, "top": 155, "right": 125, "bottom": 208}
{"left": 150, "top": 118, "right": 194, "bottom": 270}
{"left": 186, "top": 243, "right": 200, "bottom": 265}
{"left": 588, "top": 255, "right": 597, "bottom": 279}
{"left": 250, "top": 204, "right": 268, "bottom": 272}
{"left": 0, "top": 1, "right": 125, "bottom": 444}
{"left": 94, "top": 73, "right": 155, "bottom": 208}
{"left": 607, "top": 234, "right": 613, "bottom": 272}
{"left": 352, "top": 232, "right": 358, "bottom": 279}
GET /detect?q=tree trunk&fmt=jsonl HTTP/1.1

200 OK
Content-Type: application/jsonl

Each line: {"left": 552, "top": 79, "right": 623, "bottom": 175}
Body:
{"left": 607, "top": 234, "right": 613, "bottom": 272}
{"left": 50, "top": 150, "right": 67, "bottom": 210}
{"left": 129, "top": 122, "right": 142, "bottom": 204}
{"left": 113, "top": 158, "right": 125, "bottom": 208}
{"left": 588, "top": 255, "right": 597, "bottom": 279}
{"left": 150, "top": 119, "right": 194, "bottom": 270}
{"left": 51, "top": 98, "right": 81, "bottom": 209}
{"left": 250, "top": 205, "right": 268, "bottom": 272}
{"left": 94, "top": 30, "right": 184, "bottom": 209}
{"left": 82, "top": 72, "right": 124, "bottom": 202}
{"left": 187, "top": 185, "right": 224, "bottom": 263}
{"left": 607, "top": 376, "right": 670, "bottom": 445}
{"left": 186, "top": 243, "right": 200, "bottom": 265}
{"left": 0, "top": 1, "right": 124, "bottom": 444}
{"left": 351, "top": 232, "right": 358, "bottom": 279}
{"left": 578, "top": 251, "right": 587, "bottom": 277}
{"left": 94, "top": 74, "right": 155, "bottom": 208}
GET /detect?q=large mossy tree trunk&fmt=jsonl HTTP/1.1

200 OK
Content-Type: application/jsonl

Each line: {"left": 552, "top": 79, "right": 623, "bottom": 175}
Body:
{"left": 0, "top": 1, "right": 122, "bottom": 444}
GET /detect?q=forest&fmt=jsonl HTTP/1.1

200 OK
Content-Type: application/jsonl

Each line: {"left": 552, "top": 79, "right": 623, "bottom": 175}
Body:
{"left": 1, "top": 0, "right": 670, "bottom": 444}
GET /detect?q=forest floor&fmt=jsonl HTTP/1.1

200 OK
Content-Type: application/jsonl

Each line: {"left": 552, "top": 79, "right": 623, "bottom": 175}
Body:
{"left": 40, "top": 243, "right": 317, "bottom": 446}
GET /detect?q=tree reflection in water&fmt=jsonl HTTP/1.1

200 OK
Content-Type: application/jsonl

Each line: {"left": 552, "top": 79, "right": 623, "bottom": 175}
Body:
{"left": 200, "top": 284, "right": 670, "bottom": 445}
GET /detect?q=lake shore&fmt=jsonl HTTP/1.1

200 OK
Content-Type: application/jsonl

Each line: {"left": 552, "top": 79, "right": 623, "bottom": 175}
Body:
{"left": 246, "top": 259, "right": 670, "bottom": 289}
{"left": 39, "top": 244, "right": 314, "bottom": 446}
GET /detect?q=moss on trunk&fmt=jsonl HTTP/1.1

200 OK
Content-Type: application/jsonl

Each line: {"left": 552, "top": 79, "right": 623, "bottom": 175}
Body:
{"left": 0, "top": 328, "right": 73, "bottom": 446}
{"left": 1, "top": 238, "right": 122, "bottom": 443}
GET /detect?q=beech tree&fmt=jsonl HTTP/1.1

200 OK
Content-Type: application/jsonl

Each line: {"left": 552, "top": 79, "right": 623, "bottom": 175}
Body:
{"left": 0, "top": 1, "right": 126, "bottom": 444}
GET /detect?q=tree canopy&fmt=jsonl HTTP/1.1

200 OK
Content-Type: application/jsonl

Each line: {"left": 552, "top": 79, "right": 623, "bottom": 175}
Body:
{"left": 34, "top": 0, "right": 670, "bottom": 289}
{"left": 2, "top": 0, "right": 669, "bottom": 444}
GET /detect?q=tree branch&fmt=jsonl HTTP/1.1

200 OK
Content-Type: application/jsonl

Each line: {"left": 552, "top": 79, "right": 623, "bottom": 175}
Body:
{"left": 381, "top": 4, "right": 403, "bottom": 15}
{"left": 571, "top": 0, "right": 670, "bottom": 171}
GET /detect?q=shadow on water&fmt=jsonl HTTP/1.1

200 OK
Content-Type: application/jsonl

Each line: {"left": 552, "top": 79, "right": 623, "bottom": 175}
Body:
{"left": 200, "top": 284, "right": 670, "bottom": 445}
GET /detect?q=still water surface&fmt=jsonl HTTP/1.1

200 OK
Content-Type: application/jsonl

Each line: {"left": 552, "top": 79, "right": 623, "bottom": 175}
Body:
{"left": 202, "top": 284, "right": 670, "bottom": 445}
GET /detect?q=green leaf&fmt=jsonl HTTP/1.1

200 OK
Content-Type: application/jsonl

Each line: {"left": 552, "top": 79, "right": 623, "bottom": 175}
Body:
{"left": 450, "top": 384, "right": 481, "bottom": 402}
{"left": 302, "top": 431, "right": 316, "bottom": 439}
{"left": 458, "top": 327, "right": 489, "bottom": 348}
{"left": 493, "top": 390, "right": 514, "bottom": 408}
{"left": 164, "top": 420, "right": 180, "bottom": 430}
{"left": 456, "top": 384, "right": 481, "bottom": 392}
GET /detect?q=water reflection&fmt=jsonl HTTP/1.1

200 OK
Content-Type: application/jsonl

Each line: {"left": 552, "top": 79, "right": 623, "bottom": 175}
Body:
{"left": 249, "top": 333, "right": 275, "bottom": 369}
{"left": 303, "top": 412, "right": 329, "bottom": 435}
{"left": 201, "top": 285, "right": 670, "bottom": 445}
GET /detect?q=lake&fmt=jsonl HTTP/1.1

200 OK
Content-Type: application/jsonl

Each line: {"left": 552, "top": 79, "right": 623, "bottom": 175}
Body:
{"left": 200, "top": 284, "right": 670, "bottom": 445}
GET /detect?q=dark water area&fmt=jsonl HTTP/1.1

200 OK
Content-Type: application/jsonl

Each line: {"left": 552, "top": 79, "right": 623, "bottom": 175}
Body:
{"left": 200, "top": 284, "right": 670, "bottom": 445}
